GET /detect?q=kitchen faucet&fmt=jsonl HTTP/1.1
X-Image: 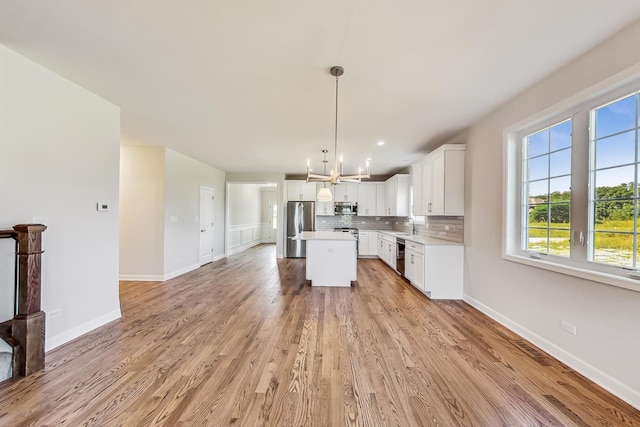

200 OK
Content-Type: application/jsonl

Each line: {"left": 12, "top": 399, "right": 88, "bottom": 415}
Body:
{"left": 405, "top": 217, "right": 416, "bottom": 235}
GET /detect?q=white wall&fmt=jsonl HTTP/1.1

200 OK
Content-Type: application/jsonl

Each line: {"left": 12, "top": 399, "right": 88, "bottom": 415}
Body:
{"left": 119, "top": 146, "right": 165, "bottom": 279}
{"left": 0, "top": 44, "right": 121, "bottom": 350}
{"left": 163, "top": 148, "right": 226, "bottom": 277}
{"left": 227, "top": 183, "right": 264, "bottom": 254}
{"left": 119, "top": 147, "right": 226, "bottom": 280}
{"left": 461, "top": 21, "right": 640, "bottom": 408}
{"left": 226, "top": 173, "right": 285, "bottom": 257}
{"left": 228, "top": 184, "right": 262, "bottom": 226}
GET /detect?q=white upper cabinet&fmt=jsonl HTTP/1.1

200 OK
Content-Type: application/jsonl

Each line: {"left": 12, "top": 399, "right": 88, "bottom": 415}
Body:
{"left": 418, "top": 144, "right": 465, "bottom": 216}
{"left": 333, "top": 182, "right": 358, "bottom": 202}
{"left": 375, "top": 183, "right": 386, "bottom": 216}
{"left": 357, "top": 183, "right": 377, "bottom": 216}
{"left": 286, "top": 180, "right": 317, "bottom": 201}
{"left": 411, "top": 163, "right": 423, "bottom": 216}
{"left": 385, "top": 174, "right": 410, "bottom": 216}
{"left": 315, "top": 183, "right": 334, "bottom": 216}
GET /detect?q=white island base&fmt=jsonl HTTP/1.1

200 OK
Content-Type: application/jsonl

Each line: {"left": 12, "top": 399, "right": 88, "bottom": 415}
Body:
{"left": 297, "top": 232, "right": 357, "bottom": 287}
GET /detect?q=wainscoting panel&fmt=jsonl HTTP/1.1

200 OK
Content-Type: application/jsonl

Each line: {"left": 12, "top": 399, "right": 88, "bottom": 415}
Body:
{"left": 228, "top": 223, "right": 268, "bottom": 255}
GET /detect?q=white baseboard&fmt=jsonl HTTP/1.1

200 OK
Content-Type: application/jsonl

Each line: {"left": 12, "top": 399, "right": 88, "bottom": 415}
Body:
{"left": 211, "top": 254, "right": 225, "bottom": 262}
{"left": 463, "top": 294, "right": 640, "bottom": 410}
{"left": 45, "top": 309, "right": 122, "bottom": 352}
{"left": 228, "top": 240, "right": 261, "bottom": 256}
{"left": 163, "top": 263, "right": 199, "bottom": 281}
{"left": 119, "top": 274, "right": 164, "bottom": 281}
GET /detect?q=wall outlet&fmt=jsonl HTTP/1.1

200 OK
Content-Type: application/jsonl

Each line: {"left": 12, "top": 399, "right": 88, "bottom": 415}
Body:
{"left": 170, "top": 216, "right": 178, "bottom": 223}
{"left": 561, "top": 320, "right": 577, "bottom": 335}
{"left": 48, "top": 309, "right": 61, "bottom": 320}
{"left": 97, "top": 203, "right": 109, "bottom": 212}
{"left": 444, "top": 225, "right": 450, "bottom": 231}
{"left": 385, "top": 221, "right": 389, "bottom": 224}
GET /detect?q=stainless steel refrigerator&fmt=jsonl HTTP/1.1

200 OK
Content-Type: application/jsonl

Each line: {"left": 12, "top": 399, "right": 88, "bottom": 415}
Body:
{"left": 286, "top": 201, "right": 316, "bottom": 257}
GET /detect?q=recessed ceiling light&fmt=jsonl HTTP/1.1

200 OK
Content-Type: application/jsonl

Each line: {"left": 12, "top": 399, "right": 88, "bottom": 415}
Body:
{"left": 377, "top": 141, "right": 385, "bottom": 146}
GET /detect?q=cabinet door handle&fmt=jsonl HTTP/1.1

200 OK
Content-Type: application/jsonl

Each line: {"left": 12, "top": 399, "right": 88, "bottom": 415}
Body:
{"left": 428, "top": 202, "right": 432, "bottom": 212}
{"left": 411, "top": 254, "right": 414, "bottom": 264}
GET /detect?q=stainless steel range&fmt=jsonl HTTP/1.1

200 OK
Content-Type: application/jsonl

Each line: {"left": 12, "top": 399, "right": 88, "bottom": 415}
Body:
{"left": 334, "top": 227, "right": 359, "bottom": 255}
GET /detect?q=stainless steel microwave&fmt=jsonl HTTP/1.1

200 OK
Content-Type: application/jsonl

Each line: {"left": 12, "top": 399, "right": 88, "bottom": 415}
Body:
{"left": 334, "top": 202, "right": 358, "bottom": 215}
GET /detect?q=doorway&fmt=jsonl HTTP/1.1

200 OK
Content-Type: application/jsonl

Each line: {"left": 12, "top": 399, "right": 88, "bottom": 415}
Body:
{"left": 199, "top": 186, "right": 215, "bottom": 266}
{"left": 260, "top": 186, "right": 278, "bottom": 244}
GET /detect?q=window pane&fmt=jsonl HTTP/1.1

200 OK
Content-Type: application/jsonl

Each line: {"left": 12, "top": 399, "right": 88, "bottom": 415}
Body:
{"left": 595, "top": 94, "right": 636, "bottom": 139}
{"left": 527, "top": 228, "right": 548, "bottom": 253}
{"left": 592, "top": 232, "right": 633, "bottom": 267}
{"left": 548, "top": 229, "right": 570, "bottom": 257}
{"left": 594, "top": 201, "right": 634, "bottom": 231}
{"left": 549, "top": 176, "right": 570, "bottom": 201}
{"left": 528, "top": 155, "right": 548, "bottom": 181}
{"left": 549, "top": 203, "right": 570, "bottom": 226}
{"left": 527, "top": 129, "right": 549, "bottom": 158}
{"left": 550, "top": 120, "right": 572, "bottom": 151}
{"left": 595, "top": 131, "right": 635, "bottom": 169}
{"left": 594, "top": 166, "right": 635, "bottom": 195}
{"left": 550, "top": 148, "right": 571, "bottom": 177}
{"left": 528, "top": 180, "right": 548, "bottom": 200}
{"left": 528, "top": 204, "right": 548, "bottom": 227}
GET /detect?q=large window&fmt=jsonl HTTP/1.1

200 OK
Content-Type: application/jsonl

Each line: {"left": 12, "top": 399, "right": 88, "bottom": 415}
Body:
{"left": 523, "top": 120, "right": 572, "bottom": 256}
{"left": 590, "top": 93, "right": 639, "bottom": 268}
{"left": 506, "top": 82, "right": 640, "bottom": 291}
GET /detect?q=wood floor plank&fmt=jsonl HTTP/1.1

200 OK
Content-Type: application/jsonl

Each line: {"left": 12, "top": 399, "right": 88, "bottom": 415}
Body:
{"left": 1, "top": 244, "right": 639, "bottom": 426}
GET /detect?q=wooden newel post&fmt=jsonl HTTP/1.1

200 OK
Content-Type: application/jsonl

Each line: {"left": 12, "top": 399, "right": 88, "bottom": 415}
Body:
{"left": 12, "top": 224, "right": 47, "bottom": 376}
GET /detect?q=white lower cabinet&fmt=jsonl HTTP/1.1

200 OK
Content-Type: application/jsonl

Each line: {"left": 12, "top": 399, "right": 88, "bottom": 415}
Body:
{"left": 405, "top": 241, "right": 425, "bottom": 291}
{"left": 359, "top": 232, "right": 370, "bottom": 256}
{"left": 405, "top": 241, "right": 463, "bottom": 299}
{"left": 375, "top": 232, "right": 464, "bottom": 299}
{"left": 358, "top": 231, "right": 380, "bottom": 257}
{"left": 378, "top": 234, "right": 396, "bottom": 270}
{"left": 368, "top": 231, "right": 378, "bottom": 255}
{"left": 422, "top": 244, "right": 464, "bottom": 299}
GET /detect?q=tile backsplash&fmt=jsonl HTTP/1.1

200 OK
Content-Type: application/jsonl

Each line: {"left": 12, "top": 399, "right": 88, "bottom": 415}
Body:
{"left": 316, "top": 215, "right": 464, "bottom": 243}
{"left": 394, "top": 216, "right": 464, "bottom": 243}
{"left": 316, "top": 215, "right": 396, "bottom": 231}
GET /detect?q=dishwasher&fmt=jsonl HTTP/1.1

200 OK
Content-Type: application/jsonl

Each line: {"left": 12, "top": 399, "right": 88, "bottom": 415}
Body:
{"left": 396, "top": 238, "right": 405, "bottom": 276}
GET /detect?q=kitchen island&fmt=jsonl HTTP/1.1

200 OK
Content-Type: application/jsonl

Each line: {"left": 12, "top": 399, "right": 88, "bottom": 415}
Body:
{"left": 295, "top": 231, "right": 357, "bottom": 287}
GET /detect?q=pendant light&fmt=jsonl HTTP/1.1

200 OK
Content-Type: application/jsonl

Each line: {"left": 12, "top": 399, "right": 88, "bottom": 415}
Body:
{"left": 306, "top": 66, "right": 370, "bottom": 186}
{"left": 316, "top": 149, "right": 333, "bottom": 201}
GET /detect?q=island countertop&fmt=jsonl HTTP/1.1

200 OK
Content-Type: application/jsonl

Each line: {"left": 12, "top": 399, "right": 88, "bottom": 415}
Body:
{"left": 294, "top": 231, "right": 357, "bottom": 241}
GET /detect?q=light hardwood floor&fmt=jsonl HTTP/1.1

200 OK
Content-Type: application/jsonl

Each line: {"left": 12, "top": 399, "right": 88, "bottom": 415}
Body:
{"left": 0, "top": 244, "right": 639, "bottom": 426}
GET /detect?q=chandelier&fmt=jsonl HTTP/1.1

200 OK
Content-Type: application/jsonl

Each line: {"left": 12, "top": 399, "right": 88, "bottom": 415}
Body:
{"left": 306, "top": 66, "right": 370, "bottom": 200}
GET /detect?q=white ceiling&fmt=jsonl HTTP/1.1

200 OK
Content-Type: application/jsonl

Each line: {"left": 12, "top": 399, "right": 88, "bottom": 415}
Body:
{"left": 2, "top": 1, "right": 640, "bottom": 176}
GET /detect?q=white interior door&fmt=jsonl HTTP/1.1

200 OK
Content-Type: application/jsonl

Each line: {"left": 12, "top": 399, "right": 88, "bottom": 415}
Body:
{"left": 261, "top": 189, "right": 278, "bottom": 243}
{"left": 199, "top": 187, "right": 215, "bottom": 265}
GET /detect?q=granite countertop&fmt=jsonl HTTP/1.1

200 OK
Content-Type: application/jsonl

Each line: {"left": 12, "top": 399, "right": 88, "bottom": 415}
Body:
{"left": 376, "top": 230, "right": 463, "bottom": 246}
{"left": 294, "top": 231, "right": 357, "bottom": 241}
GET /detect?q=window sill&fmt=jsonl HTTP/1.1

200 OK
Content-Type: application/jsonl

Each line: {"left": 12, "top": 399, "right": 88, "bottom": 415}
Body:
{"left": 502, "top": 253, "right": 640, "bottom": 293}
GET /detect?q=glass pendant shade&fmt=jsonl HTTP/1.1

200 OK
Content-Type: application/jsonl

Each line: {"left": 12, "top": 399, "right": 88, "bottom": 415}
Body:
{"left": 317, "top": 186, "right": 333, "bottom": 201}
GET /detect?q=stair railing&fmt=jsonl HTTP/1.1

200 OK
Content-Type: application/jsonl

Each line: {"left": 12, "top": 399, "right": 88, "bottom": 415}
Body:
{"left": 0, "top": 224, "right": 47, "bottom": 378}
